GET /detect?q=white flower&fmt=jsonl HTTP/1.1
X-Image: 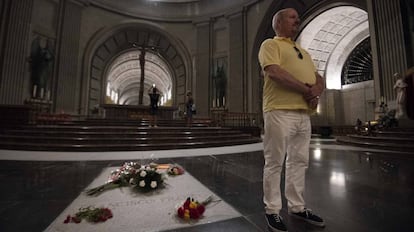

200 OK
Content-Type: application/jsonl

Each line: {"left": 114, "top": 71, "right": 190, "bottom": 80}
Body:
{"left": 129, "top": 178, "right": 136, "bottom": 185}
{"left": 140, "top": 170, "right": 147, "bottom": 177}
{"left": 139, "top": 180, "right": 146, "bottom": 187}
{"left": 145, "top": 166, "right": 152, "bottom": 171}
{"left": 150, "top": 181, "right": 157, "bottom": 188}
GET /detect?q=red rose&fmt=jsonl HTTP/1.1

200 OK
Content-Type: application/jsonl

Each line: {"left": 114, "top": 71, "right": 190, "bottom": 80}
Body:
{"left": 177, "top": 207, "right": 185, "bottom": 218}
{"left": 183, "top": 198, "right": 191, "bottom": 208}
{"left": 63, "top": 215, "right": 71, "bottom": 224}
{"left": 189, "top": 208, "right": 200, "bottom": 219}
{"left": 197, "top": 204, "right": 205, "bottom": 215}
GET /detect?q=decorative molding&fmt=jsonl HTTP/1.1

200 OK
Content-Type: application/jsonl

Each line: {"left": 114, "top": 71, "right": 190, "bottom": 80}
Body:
{"left": 89, "top": 0, "right": 260, "bottom": 23}
{"left": 70, "top": 0, "right": 90, "bottom": 7}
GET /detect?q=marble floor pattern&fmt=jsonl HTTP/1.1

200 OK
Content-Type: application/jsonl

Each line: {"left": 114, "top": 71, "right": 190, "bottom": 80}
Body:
{"left": 0, "top": 138, "right": 413, "bottom": 232}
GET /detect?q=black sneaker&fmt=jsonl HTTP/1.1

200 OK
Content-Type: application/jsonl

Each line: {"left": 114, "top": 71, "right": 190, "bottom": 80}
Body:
{"left": 289, "top": 208, "right": 325, "bottom": 227}
{"left": 265, "top": 213, "right": 287, "bottom": 232}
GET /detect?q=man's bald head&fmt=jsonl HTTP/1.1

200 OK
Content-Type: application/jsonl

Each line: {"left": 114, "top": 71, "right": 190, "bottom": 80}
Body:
{"left": 271, "top": 8, "right": 300, "bottom": 38}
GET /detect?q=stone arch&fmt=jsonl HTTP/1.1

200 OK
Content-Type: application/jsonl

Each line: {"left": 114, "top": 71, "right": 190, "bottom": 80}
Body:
{"left": 81, "top": 22, "right": 192, "bottom": 114}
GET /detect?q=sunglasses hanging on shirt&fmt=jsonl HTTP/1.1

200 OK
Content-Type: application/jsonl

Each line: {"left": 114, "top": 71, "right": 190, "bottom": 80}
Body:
{"left": 293, "top": 46, "right": 303, "bottom": 59}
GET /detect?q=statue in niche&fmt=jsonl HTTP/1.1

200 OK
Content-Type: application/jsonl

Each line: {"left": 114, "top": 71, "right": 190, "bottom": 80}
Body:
{"left": 28, "top": 37, "right": 54, "bottom": 98}
{"left": 404, "top": 66, "right": 414, "bottom": 119}
{"left": 213, "top": 65, "right": 226, "bottom": 107}
{"left": 393, "top": 72, "right": 407, "bottom": 119}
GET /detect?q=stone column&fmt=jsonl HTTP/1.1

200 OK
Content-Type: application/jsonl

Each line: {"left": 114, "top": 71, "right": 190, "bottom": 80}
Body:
{"left": 227, "top": 9, "right": 246, "bottom": 112}
{"left": 367, "top": 0, "right": 407, "bottom": 104}
{"left": 0, "top": 0, "right": 33, "bottom": 104}
{"left": 194, "top": 19, "right": 212, "bottom": 117}
{"left": 53, "top": 0, "right": 84, "bottom": 114}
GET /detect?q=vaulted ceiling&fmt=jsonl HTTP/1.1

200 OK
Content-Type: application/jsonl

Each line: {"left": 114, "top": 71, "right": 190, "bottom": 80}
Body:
{"left": 91, "top": 0, "right": 259, "bottom": 21}
{"left": 297, "top": 6, "right": 369, "bottom": 89}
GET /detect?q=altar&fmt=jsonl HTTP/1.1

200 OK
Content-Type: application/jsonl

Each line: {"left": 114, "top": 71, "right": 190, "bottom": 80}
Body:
{"left": 100, "top": 104, "right": 178, "bottom": 120}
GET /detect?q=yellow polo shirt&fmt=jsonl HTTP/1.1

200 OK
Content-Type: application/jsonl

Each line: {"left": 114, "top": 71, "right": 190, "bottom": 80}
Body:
{"left": 258, "top": 36, "right": 316, "bottom": 112}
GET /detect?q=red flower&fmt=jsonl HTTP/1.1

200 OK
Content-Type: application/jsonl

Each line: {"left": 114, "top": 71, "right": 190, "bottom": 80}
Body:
{"left": 183, "top": 197, "right": 191, "bottom": 208}
{"left": 63, "top": 215, "right": 71, "bottom": 224}
{"left": 197, "top": 204, "right": 205, "bottom": 215}
{"left": 176, "top": 196, "right": 215, "bottom": 221}
{"left": 72, "top": 216, "right": 81, "bottom": 223}
{"left": 64, "top": 207, "right": 113, "bottom": 224}
{"left": 189, "top": 208, "right": 200, "bottom": 219}
{"left": 177, "top": 207, "right": 185, "bottom": 218}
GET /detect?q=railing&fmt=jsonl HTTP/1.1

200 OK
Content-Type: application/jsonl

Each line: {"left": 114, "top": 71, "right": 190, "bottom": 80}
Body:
{"left": 211, "top": 110, "right": 262, "bottom": 137}
{"left": 100, "top": 104, "right": 178, "bottom": 120}
{"left": 224, "top": 112, "right": 260, "bottom": 127}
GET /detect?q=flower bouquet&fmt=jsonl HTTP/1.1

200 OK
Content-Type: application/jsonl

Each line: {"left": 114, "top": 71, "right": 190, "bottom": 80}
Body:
{"left": 167, "top": 164, "right": 185, "bottom": 176}
{"left": 129, "top": 164, "right": 164, "bottom": 192}
{"left": 85, "top": 162, "right": 164, "bottom": 196}
{"left": 176, "top": 196, "right": 214, "bottom": 221}
{"left": 63, "top": 206, "right": 113, "bottom": 224}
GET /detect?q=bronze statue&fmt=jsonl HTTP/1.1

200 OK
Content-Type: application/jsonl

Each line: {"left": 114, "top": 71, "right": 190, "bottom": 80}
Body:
{"left": 29, "top": 37, "right": 54, "bottom": 98}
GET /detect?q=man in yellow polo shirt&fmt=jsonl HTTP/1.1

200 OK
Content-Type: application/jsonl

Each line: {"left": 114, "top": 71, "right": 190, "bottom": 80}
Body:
{"left": 258, "top": 8, "right": 325, "bottom": 232}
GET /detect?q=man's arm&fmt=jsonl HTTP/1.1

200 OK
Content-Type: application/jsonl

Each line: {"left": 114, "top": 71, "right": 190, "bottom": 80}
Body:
{"left": 264, "top": 64, "right": 311, "bottom": 95}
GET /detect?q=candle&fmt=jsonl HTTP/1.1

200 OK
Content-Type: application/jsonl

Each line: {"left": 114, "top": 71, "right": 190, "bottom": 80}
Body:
{"left": 33, "top": 85, "right": 37, "bottom": 98}
{"left": 40, "top": 88, "right": 44, "bottom": 99}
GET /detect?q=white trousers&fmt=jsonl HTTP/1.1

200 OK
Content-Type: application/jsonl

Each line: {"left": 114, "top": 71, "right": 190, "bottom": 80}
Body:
{"left": 263, "top": 110, "right": 311, "bottom": 214}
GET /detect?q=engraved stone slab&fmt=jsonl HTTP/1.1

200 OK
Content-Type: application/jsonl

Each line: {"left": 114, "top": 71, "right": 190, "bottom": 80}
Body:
{"left": 45, "top": 167, "right": 241, "bottom": 232}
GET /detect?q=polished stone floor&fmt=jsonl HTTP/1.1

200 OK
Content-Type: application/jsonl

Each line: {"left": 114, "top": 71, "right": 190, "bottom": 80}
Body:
{"left": 0, "top": 139, "right": 413, "bottom": 232}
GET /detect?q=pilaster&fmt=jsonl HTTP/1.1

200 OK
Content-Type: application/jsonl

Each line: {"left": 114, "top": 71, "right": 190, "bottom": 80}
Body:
{"left": 367, "top": 0, "right": 407, "bottom": 104}
{"left": 53, "top": 0, "right": 83, "bottom": 113}
{"left": 0, "top": 0, "right": 33, "bottom": 104}
{"left": 194, "top": 20, "right": 212, "bottom": 117}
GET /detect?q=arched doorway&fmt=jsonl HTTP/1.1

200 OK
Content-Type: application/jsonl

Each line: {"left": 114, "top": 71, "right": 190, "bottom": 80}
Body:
{"left": 105, "top": 50, "right": 173, "bottom": 106}
{"left": 82, "top": 23, "right": 192, "bottom": 114}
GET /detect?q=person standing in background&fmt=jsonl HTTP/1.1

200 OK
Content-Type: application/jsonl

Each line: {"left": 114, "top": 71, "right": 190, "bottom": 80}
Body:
{"left": 258, "top": 8, "right": 325, "bottom": 232}
{"left": 148, "top": 86, "right": 160, "bottom": 127}
{"left": 185, "top": 91, "right": 194, "bottom": 127}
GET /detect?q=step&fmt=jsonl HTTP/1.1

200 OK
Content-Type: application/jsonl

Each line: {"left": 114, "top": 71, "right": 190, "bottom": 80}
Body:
{"left": 0, "top": 133, "right": 254, "bottom": 144}
{"left": 0, "top": 119, "right": 261, "bottom": 151}
{"left": 0, "top": 137, "right": 261, "bottom": 151}
{"left": 347, "top": 134, "right": 414, "bottom": 143}
{"left": 3, "top": 129, "right": 242, "bottom": 137}
{"left": 336, "top": 136, "right": 414, "bottom": 152}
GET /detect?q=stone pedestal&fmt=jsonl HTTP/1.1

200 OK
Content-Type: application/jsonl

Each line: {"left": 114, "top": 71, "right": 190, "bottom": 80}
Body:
{"left": 24, "top": 98, "right": 52, "bottom": 113}
{"left": 24, "top": 98, "right": 53, "bottom": 124}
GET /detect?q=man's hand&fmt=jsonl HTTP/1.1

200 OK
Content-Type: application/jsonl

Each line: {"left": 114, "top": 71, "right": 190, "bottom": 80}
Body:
{"left": 307, "top": 96, "right": 319, "bottom": 109}
{"left": 303, "top": 84, "right": 322, "bottom": 101}
{"left": 303, "top": 72, "right": 325, "bottom": 101}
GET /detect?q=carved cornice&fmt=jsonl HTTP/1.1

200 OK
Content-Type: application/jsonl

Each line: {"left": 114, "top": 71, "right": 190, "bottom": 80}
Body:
{"left": 88, "top": 0, "right": 261, "bottom": 23}
{"left": 69, "top": 0, "right": 90, "bottom": 7}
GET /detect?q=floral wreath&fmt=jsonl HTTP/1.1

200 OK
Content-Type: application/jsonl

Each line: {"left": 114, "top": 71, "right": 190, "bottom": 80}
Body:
{"left": 86, "top": 162, "right": 165, "bottom": 196}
